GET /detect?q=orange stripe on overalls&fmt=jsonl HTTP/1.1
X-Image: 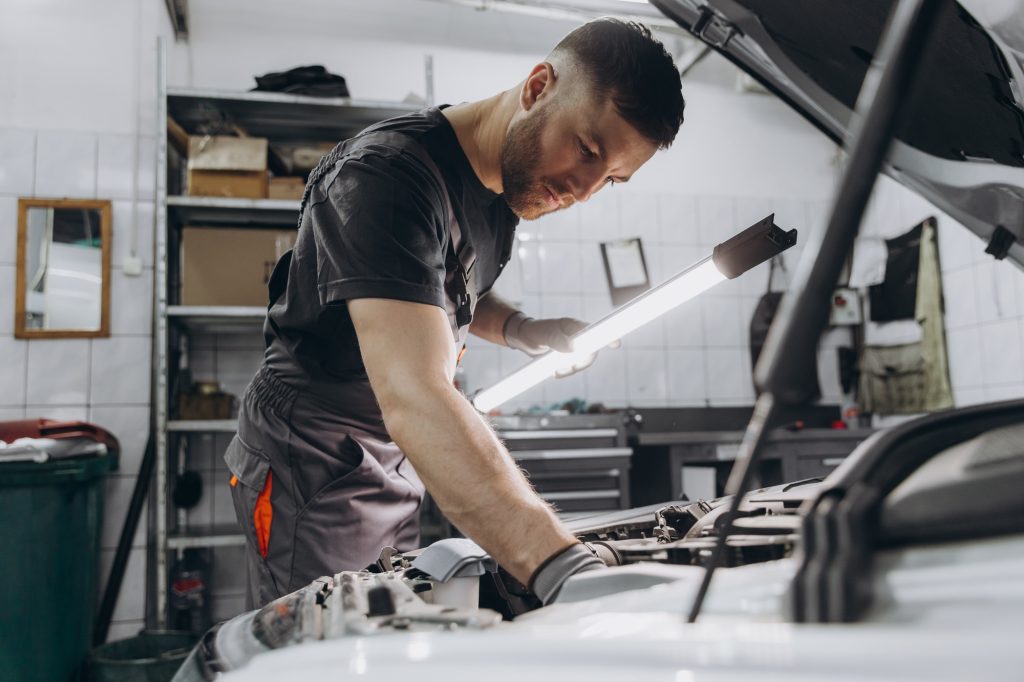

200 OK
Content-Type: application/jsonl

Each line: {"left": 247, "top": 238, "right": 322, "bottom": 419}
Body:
{"left": 254, "top": 470, "right": 273, "bottom": 559}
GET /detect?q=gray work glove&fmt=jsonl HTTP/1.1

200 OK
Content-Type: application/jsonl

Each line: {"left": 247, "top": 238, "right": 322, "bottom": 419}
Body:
{"left": 503, "top": 312, "right": 597, "bottom": 377}
{"left": 528, "top": 543, "right": 606, "bottom": 605}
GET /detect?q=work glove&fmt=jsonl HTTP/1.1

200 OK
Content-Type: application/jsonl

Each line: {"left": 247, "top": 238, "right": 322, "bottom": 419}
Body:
{"left": 502, "top": 312, "right": 597, "bottom": 377}
{"left": 528, "top": 542, "right": 616, "bottom": 606}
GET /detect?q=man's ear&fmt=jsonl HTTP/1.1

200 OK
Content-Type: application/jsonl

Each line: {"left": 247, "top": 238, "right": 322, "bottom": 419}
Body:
{"left": 520, "top": 62, "right": 556, "bottom": 112}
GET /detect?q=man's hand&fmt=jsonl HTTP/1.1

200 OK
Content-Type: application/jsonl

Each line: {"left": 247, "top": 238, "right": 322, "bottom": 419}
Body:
{"left": 503, "top": 312, "right": 586, "bottom": 355}
{"left": 529, "top": 543, "right": 606, "bottom": 605}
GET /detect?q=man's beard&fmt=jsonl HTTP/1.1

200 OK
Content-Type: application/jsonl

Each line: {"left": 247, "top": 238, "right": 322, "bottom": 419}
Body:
{"left": 500, "top": 107, "right": 568, "bottom": 221}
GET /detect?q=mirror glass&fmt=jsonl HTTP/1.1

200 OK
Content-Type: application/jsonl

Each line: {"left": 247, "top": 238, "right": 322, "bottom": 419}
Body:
{"left": 17, "top": 199, "right": 111, "bottom": 338}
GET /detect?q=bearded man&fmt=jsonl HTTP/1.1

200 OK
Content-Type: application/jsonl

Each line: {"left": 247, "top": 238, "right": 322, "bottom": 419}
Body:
{"left": 225, "top": 17, "right": 686, "bottom": 609}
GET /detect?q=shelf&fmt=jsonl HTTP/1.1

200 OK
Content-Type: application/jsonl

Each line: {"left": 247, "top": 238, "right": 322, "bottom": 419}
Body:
{"left": 168, "top": 87, "right": 419, "bottom": 143}
{"left": 168, "top": 524, "right": 246, "bottom": 550}
{"left": 167, "top": 305, "right": 265, "bottom": 333}
{"left": 167, "top": 195, "right": 300, "bottom": 228}
{"left": 168, "top": 419, "right": 238, "bottom": 433}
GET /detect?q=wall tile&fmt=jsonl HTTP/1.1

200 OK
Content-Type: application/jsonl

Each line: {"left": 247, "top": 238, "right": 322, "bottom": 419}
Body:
{"left": 517, "top": 241, "right": 542, "bottom": 295}
{"left": 26, "top": 338, "right": 89, "bottom": 404}
{"left": 111, "top": 200, "right": 156, "bottom": 269}
{"left": 24, "top": 404, "right": 88, "bottom": 422}
{"left": 734, "top": 197, "right": 774, "bottom": 232}
{"left": 0, "top": 129, "right": 36, "bottom": 195}
{"left": 583, "top": 294, "right": 613, "bottom": 326}
{"left": 985, "top": 383, "right": 1024, "bottom": 402}
{"left": 953, "top": 385, "right": 987, "bottom": 407}
{"left": 973, "top": 260, "right": 1002, "bottom": 324}
{"left": 490, "top": 238, "right": 523, "bottom": 304}
{"left": 532, "top": 205, "right": 579, "bottom": 241}
{"left": 705, "top": 348, "right": 753, "bottom": 402}
{"left": 539, "top": 242, "right": 582, "bottom": 294}
{"left": 89, "top": 404, "right": 150, "bottom": 475}
{"left": 945, "top": 326, "right": 983, "bottom": 389}
{"left": 941, "top": 268, "right": 977, "bottom": 329}
{"left": 0, "top": 264, "right": 14, "bottom": 334}
{"left": 625, "top": 348, "right": 668, "bottom": 405}
{"left": 993, "top": 260, "right": 1023, "bottom": 319}
{"left": 0, "top": 196, "right": 18, "bottom": 265}
{"left": 579, "top": 241, "right": 607, "bottom": 293}
{"left": 583, "top": 349, "right": 627, "bottom": 406}
{"left": 657, "top": 194, "right": 698, "bottom": 244}
{"left": 657, "top": 244, "right": 702, "bottom": 286}
{"left": 576, "top": 189, "right": 620, "bottom": 242}
{"left": 936, "top": 220, "right": 974, "bottom": 272}
{"left": 619, "top": 192, "right": 660, "bottom": 245}
{"left": 540, "top": 294, "right": 583, "bottom": 320}
{"left": 702, "top": 295, "right": 744, "bottom": 348}
{"left": 136, "top": 136, "right": 157, "bottom": 201}
{"left": 98, "top": 547, "right": 146, "bottom": 622}
{"left": 90, "top": 336, "right": 150, "bottom": 404}
{"left": 97, "top": 134, "right": 136, "bottom": 200}
{"left": 666, "top": 349, "right": 707, "bottom": 405}
{"left": 0, "top": 337, "right": 28, "bottom": 406}
{"left": 978, "top": 319, "right": 1024, "bottom": 387}
{"left": 101, "top": 476, "right": 147, "bottom": 549}
{"left": 35, "top": 130, "right": 97, "bottom": 198}
{"left": 110, "top": 268, "right": 153, "bottom": 336}
{"left": 696, "top": 196, "right": 734, "bottom": 249}
{"left": 0, "top": 407, "right": 26, "bottom": 420}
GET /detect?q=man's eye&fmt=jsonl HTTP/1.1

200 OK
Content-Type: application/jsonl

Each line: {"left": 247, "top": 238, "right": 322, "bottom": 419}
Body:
{"left": 606, "top": 178, "right": 617, "bottom": 187}
{"left": 578, "top": 140, "right": 596, "bottom": 159}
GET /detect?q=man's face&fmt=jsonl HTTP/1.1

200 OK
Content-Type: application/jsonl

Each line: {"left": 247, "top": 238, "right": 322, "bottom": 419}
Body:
{"left": 501, "top": 89, "right": 658, "bottom": 221}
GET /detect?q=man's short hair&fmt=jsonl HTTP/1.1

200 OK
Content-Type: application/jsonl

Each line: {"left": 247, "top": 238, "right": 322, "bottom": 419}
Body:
{"left": 552, "top": 18, "right": 685, "bottom": 149}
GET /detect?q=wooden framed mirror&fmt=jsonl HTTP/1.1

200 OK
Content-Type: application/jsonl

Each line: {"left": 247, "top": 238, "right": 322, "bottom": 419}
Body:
{"left": 15, "top": 198, "right": 112, "bottom": 339}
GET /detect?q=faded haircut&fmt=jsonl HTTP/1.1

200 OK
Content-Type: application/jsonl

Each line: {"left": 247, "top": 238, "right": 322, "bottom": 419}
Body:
{"left": 551, "top": 17, "right": 685, "bottom": 149}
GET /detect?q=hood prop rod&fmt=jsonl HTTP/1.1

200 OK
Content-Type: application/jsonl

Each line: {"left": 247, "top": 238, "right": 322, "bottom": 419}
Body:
{"left": 685, "top": 0, "right": 950, "bottom": 623}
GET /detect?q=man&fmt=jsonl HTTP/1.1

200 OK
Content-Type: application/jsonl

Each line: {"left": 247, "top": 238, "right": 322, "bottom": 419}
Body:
{"left": 225, "top": 17, "right": 685, "bottom": 609}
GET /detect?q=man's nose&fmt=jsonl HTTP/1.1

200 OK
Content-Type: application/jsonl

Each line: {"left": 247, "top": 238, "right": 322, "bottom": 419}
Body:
{"left": 566, "top": 166, "right": 607, "bottom": 203}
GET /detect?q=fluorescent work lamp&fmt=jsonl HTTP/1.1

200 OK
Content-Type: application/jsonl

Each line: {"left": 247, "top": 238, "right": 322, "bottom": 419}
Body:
{"left": 472, "top": 214, "right": 797, "bottom": 413}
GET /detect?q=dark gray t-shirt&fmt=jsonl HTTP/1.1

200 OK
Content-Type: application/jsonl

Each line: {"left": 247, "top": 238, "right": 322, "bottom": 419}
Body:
{"left": 263, "top": 107, "right": 517, "bottom": 393}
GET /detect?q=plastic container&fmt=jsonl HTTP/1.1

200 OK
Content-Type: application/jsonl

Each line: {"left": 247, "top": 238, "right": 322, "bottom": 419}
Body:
{"left": 89, "top": 631, "right": 197, "bottom": 682}
{"left": 0, "top": 419, "right": 118, "bottom": 682}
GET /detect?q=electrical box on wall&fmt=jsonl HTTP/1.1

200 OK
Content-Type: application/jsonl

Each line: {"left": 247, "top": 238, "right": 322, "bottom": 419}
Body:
{"left": 830, "top": 287, "right": 862, "bottom": 326}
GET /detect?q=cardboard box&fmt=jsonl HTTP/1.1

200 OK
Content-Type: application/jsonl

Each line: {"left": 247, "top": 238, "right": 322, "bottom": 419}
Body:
{"left": 186, "top": 135, "right": 269, "bottom": 199}
{"left": 268, "top": 176, "right": 306, "bottom": 200}
{"left": 181, "top": 227, "right": 296, "bottom": 306}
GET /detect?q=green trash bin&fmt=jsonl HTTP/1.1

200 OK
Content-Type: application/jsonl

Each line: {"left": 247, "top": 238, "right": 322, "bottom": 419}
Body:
{"left": 0, "top": 421, "right": 118, "bottom": 682}
{"left": 89, "top": 631, "right": 197, "bottom": 682}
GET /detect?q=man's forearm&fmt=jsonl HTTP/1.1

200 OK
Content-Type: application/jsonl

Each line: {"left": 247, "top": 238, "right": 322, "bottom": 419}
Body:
{"left": 470, "top": 292, "right": 519, "bottom": 345}
{"left": 381, "top": 379, "right": 576, "bottom": 584}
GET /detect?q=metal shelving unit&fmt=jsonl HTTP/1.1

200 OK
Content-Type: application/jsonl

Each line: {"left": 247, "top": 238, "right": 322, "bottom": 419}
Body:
{"left": 153, "top": 45, "right": 419, "bottom": 625}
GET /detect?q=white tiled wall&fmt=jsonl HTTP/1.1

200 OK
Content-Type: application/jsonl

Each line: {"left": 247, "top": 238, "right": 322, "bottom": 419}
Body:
{"left": 464, "top": 190, "right": 848, "bottom": 413}
{"left": 0, "top": 127, "right": 157, "bottom": 640}
{"left": 861, "top": 177, "right": 1024, "bottom": 408}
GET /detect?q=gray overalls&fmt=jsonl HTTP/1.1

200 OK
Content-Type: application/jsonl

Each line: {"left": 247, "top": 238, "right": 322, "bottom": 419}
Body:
{"left": 224, "top": 131, "right": 477, "bottom": 609}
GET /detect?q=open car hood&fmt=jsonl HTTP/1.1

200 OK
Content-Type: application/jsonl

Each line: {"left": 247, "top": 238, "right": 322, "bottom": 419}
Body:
{"left": 651, "top": 0, "right": 1024, "bottom": 267}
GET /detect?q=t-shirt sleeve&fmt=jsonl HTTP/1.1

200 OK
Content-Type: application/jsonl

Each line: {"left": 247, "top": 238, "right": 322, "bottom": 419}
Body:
{"left": 306, "top": 151, "right": 448, "bottom": 309}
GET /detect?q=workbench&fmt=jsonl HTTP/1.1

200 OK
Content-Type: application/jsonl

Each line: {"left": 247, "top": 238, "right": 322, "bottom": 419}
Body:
{"left": 630, "top": 427, "right": 873, "bottom": 505}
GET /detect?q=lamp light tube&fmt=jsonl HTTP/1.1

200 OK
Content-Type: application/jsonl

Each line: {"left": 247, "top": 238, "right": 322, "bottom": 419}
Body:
{"left": 472, "top": 214, "right": 796, "bottom": 413}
